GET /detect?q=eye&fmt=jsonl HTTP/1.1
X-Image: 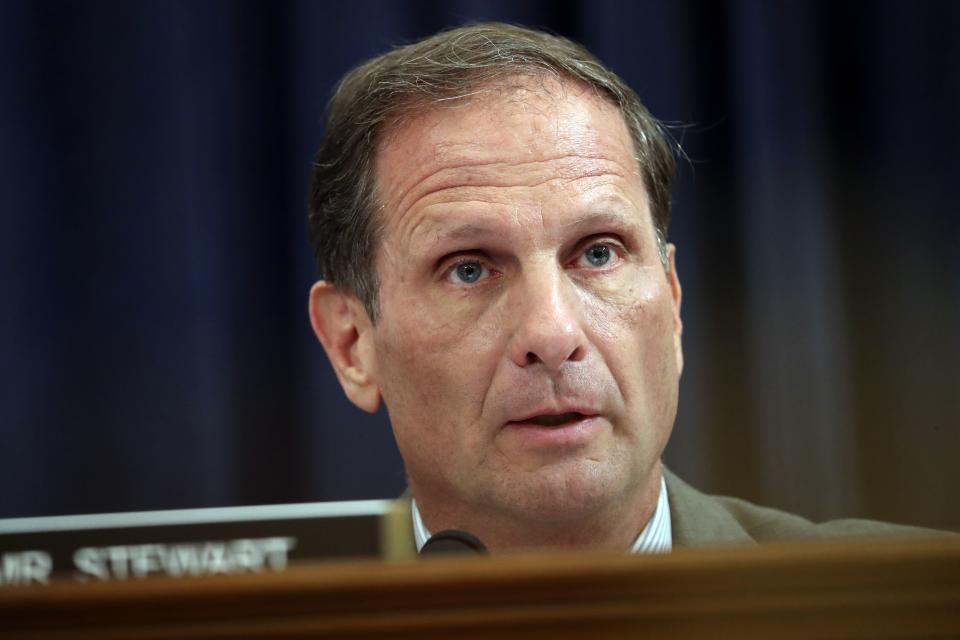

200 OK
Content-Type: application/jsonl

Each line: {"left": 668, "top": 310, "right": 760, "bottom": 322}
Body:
{"left": 445, "top": 260, "right": 488, "bottom": 285}
{"left": 579, "top": 242, "right": 614, "bottom": 268}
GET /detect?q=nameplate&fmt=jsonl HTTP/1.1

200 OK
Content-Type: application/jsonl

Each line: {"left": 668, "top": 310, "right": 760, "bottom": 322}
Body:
{"left": 0, "top": 499, "right": 412, "bottom": 586}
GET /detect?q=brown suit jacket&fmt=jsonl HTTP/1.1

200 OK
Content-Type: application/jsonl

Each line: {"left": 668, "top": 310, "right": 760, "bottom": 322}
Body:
{"left": 664, "top": 467, "right": 946, "bottom": 546}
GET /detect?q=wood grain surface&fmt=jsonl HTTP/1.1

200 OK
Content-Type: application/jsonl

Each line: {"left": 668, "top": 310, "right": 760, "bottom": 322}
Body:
{"left": 2, "top": 537, "right": 958, "bottom": 639}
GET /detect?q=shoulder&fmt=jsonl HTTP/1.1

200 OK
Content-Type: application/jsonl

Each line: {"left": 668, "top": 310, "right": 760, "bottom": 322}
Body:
{"left": 663, "top": 467, "right": 950, "bottom": 547}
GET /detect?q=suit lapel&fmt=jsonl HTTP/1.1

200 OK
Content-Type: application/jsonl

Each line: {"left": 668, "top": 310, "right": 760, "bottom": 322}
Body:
{"left": 664, "top": 467, "right": 757, "bottom": 547}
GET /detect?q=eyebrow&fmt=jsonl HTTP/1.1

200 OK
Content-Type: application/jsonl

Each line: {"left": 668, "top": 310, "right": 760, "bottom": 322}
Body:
{"left": 432, "top": 223, "right": 503, "bottom": 243}
{"left": 561, "top": 210, "right": 640, "bottom": 234}
{"left": 416, "top": 207, "right": 642, "bottom": 248}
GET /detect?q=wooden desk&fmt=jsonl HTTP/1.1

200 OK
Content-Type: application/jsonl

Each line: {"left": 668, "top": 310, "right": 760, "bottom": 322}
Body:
{"left": 2, "top": 537, "right": 958, "bottom": 639}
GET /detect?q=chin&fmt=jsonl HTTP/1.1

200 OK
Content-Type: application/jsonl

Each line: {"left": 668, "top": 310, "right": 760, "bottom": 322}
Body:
{"left": 484, "top": 459, "right": 630, "bottom": 525}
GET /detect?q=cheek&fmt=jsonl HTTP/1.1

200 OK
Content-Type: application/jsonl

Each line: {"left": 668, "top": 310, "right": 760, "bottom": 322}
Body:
{"left": 374, "top": 322, "right": 460, "bottom": 472}
{"left": 583, "top": 270, "right": 678, "bottom": 407}
{"left": 582, "top": 268, "right": 662, "bottom": 340}
{"left": 373, "top": 289, "right": 506, "bottom": 427}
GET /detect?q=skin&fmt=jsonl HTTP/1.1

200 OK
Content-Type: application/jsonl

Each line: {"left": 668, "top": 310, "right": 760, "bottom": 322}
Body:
{"left": 310, "top": 75, "right": 683, "bottom": 552}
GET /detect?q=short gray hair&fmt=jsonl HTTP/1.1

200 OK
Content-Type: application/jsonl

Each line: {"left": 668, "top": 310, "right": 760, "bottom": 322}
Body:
{"left": 308, "top": 23, "right": 676, "bottom": 319}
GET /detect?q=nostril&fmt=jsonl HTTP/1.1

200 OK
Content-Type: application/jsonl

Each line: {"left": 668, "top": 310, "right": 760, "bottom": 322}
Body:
{"left": 568, "top": 344, "right": 587, "bottom": 362}
{"left": 525, "top": 351, "right": 539, "bottom": 365}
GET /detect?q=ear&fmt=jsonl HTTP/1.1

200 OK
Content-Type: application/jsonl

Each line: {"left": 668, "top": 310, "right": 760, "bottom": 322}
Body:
{"left": 666, "top": 244, "right": 684, "bottom": 375}
{"left": 308, "top": 281, "right": 381, "bottom": 413}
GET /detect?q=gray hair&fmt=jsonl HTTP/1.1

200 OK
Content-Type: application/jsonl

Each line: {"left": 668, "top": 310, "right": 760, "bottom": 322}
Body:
{"left": 308, "top": 23, "right": 676, "bottom": 319}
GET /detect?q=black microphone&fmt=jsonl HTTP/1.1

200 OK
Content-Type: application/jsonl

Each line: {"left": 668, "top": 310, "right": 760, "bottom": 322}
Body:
{"left": 420, "top": 529, "right": 488, "bottom": 555}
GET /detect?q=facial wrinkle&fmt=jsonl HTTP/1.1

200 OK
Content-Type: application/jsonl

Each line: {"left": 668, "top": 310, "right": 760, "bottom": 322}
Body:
{"left": 391, "top": 155, "right": 627, "bottom": 222}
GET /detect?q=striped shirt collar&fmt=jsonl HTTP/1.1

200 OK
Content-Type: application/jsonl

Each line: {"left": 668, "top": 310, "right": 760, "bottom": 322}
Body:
{"left": 412, "top": 474, "right": 672, "bottom": 554}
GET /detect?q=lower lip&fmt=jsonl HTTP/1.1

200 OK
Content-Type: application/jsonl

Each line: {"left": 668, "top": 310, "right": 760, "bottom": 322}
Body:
{"left": 502, "top": 415, "right": 603, "bottom": 450}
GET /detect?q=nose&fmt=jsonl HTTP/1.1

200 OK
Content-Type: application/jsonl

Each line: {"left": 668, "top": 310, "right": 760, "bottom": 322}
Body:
{"left": 508, "top": 267, "right": 588, "bottom": 371}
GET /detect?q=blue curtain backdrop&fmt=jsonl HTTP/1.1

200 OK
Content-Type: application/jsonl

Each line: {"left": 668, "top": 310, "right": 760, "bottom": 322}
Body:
{"left": 2, "top": 1, "right": 957, "bottom": 530}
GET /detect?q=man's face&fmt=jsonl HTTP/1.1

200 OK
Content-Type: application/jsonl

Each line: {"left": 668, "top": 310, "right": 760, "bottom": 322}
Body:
{"left": 367, "top": 77, "right": 682, "bottom": 535}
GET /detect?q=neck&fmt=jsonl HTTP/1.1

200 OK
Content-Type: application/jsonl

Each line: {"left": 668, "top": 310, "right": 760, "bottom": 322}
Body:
{"left": 415, "top": 463, "right": 663, "bottom": 553}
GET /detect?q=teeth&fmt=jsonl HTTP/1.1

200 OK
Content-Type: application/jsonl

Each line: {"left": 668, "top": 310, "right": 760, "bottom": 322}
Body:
{"left": 527, "top": 412, "right": 583, "bottom": 427}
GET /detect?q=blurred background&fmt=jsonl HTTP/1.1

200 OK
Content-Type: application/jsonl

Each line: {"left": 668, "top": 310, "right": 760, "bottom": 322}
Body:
{"left": 1, "top": 0, "right": 957, "bottom": 530}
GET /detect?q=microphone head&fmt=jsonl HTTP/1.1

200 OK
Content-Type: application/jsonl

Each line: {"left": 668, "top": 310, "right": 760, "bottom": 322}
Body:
{"left": 420, "top": 529, "right": 488, "bottom": 555}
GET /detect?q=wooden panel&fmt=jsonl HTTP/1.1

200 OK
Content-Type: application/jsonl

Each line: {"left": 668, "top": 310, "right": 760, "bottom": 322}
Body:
{"left": 2, "top": 537, "right": 958, "bottom": 639}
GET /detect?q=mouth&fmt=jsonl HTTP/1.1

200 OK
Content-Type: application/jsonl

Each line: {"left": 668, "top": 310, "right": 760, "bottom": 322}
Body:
{"left": 502, "top": 410, "right": 602, "bottom": 450}
{"left": 514, "top": 412, "right": 587, "bottom": 427}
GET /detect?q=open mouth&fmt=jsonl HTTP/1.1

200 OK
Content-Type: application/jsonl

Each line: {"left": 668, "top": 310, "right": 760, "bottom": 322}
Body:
{"left": 519, "top": 412, "right": 586, "bottom": 427}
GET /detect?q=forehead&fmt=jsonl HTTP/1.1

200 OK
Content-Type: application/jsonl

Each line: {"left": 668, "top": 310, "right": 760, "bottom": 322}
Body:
{"left": 374, "top": 75, "right": 643, "bottom": 220}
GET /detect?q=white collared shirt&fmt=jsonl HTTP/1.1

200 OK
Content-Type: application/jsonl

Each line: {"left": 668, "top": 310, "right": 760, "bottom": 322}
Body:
{"left": 412, "top": 475, "right": 672, "bottom": 554}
